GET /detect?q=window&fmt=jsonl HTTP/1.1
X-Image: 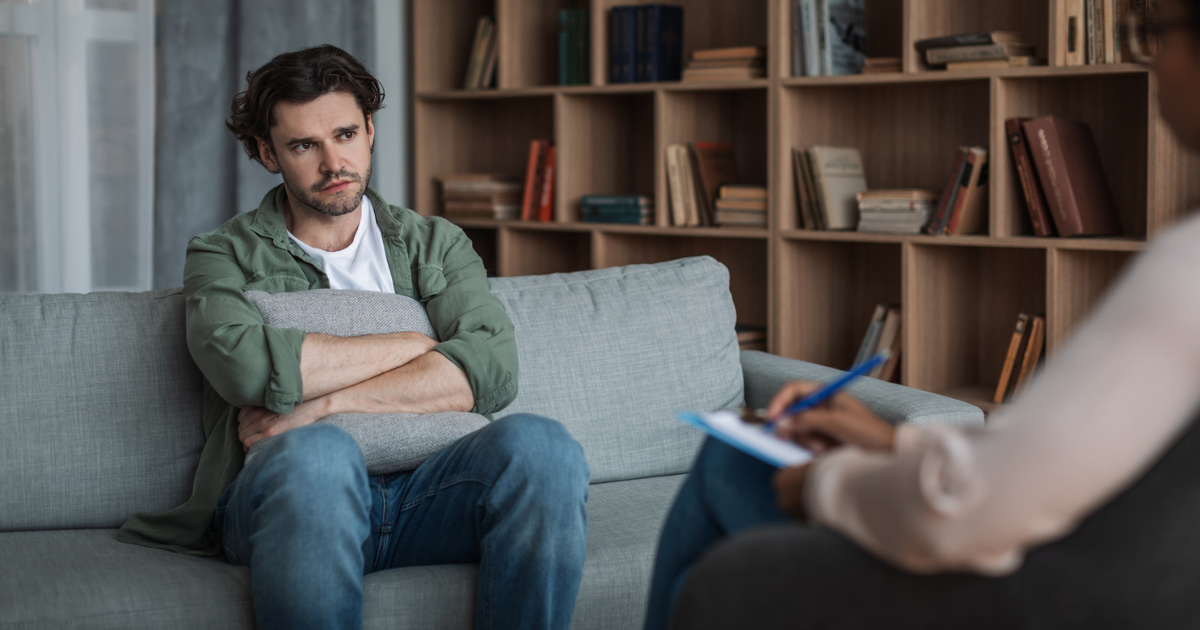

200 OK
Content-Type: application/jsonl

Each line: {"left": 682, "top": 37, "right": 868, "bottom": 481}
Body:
{"left": 0, "top": 0, "right": 154, "bottom": 293}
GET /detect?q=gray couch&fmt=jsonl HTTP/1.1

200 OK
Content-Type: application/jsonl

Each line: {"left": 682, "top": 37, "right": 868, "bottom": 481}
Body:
{"left": 0, "top": 256, "right": 983, "bottom": 629}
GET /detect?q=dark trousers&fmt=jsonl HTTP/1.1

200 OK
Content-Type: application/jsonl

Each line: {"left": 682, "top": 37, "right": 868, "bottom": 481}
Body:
{"left": 665, "top": 413, "right": 1200, "bottom": 630}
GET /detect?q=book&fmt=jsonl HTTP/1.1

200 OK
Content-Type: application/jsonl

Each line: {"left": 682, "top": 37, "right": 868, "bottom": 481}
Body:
{"left": 720, "top": 185, "right": 767, "bottom": 200}
{"left": 609, "top": 7, "right": 636, "bottom": 83}
{"left": 681, "top": 67, "right": 767, "bottom": 81}
{"left": 679, "top": 145, "right": 702, "bottom": 226}
{"left": 714, "top": 198, "right": 766, "bottom": 212}
{"left": 993, "top": 313, "right": 1030, "bottom": 403}
{"left": 797, "top": 0, "right": 820, "bottom": 76}
{"left": 635, "top": 4, "right": 684, "bottom": 82}
{"left": 581, "top": 194, "right": 652, "bottom": 206}
{"left": 861, "top": 57, "right": 902, "bottom": 74}
{"left": 714, "top": 210, "right": 767, "bottom": 227}
{"left": 1103, "top": 0, "right": 1117, "bottom": 64}
{"left": 800, "top": 148, "right": 825, "bottom": 229}
{"left": 926, "top": 42, "right": 1037, "bottom": 66}
{"left": 857, "top": 210, "right": 929, "bottom": 234}
{"left": 945, "top": 56, "right": 1043, "bottom": 70}
{"left": 945, "top": 147, "right": 989, "bottom": 236}
{"left": 1022, "top": 115, "right": 1122, "bottom": 237}
{"left": 463, "top": 17, "right": 492, "bottom": 89}
{"left": 537, "top": 145, "right": 556, "bottom": 222}
{"left": 870, "top": 307, "right": 901, "bottom": 379}
{"left": 852, "top": 304, "right": 889, "bottom": 369}
{"left": 857, "top": 189, "right": 938, "bottom": 202}
{"left": 443, "top": 204, "right": 520, "bottom": 221}
{"left": 665, "top": 144, "right": 688, "bottom": 226}
{"left": 807, "top": 146, "right": 867, "bottom": 230}
{"left": 1012, "top": 315, "right": 1046, "bottom": 397}
{"left": 791, "top": 0, "right": 805, "bottom": 76}
{"left": 914, "top": 31, "right": 1026, "bottom": 53}
{"left": 686, "top": 58, "right": 767, "bottom": 70}
{"left": 559, "top": 9, "right": 592, "bottom": 85}
{"left": 692, "top": 46, "right": 765, "bottom": 61}
{"left": 923, "top": 147, "right": 968, "bottom": 235}
{"left": 477, "top": 17, "right": 498, "bottom": 89}
{"left": 792, "top": 148, "right": 814, "bottom": 229}
{"left": 690, "top": 142, "right": 739, "bottom": 225}
{"left": 577, "top": 9, "right": 591, "bottom": 84}
{"left": 822, "top": 0, "right": 866, "bottom": 75}
{"left": 1005, "top": 118, "right": 1056, "bottom": 236}
{"left": 1064, "top": 0, "right": 1085, "bottom": 66}
{"left": 521, "top": 140, "right": 548, "bottom": 221}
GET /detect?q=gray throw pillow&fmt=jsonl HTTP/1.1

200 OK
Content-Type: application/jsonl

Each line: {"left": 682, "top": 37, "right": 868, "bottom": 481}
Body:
{"left": 242, "top": 289, "right": 489, "bottom": 474}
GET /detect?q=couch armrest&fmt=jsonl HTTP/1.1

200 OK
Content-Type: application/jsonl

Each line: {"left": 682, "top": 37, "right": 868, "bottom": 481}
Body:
{"left": 740, "top": 351, "right": 985, "bottom": 428}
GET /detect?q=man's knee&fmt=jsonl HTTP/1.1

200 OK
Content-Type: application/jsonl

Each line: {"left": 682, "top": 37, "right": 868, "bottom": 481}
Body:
{"left": 252, "top": 423, "right": 368, "bottom": 495}
{"left": 488, "top": 413, "right": 590, "bottom": 495}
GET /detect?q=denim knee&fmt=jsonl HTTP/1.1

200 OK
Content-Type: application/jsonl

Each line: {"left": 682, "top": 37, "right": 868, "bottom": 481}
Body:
{"left": 253, "top": 423, "right": 368, "bottom": 501}
{"left": 490, "top": 413, "right": 590, "bottom": 493}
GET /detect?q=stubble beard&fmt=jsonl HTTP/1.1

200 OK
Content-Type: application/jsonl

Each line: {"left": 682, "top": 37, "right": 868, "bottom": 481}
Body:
{"left": 283, "top": 165, "right": 372, "bottom": 218}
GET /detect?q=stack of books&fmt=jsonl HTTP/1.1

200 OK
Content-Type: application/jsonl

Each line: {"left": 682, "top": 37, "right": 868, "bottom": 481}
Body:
{"left": 714, "top": 186, "right": 767, "bottom": 227}
{"left": 682, "top": 46, "right": 766, "bottom": 82}
{"left": 520, "top": 139, "right": 557, "bottom": 222}
{"left": 580, "top": 195, "right": 652, "bottom": 225}
{"left": 922, "top": 146, "right": 989, "bottom": 236}
{"left": 463, "top": 16, "right": 498, "bottom": 89}
{"left": 861, "top": 56, "right": 901, "bottom": 74}
{"left": 559, "top": 8, "right": 591, "bottom": 85}
{"left": 856, "top": 190, "right": 937, "bottom": 234}
{"left": 852, "top": 304, "right": 902, "bottom": 382}
{"left": 916, "top": 31, "right": 1040, "bottom": 70}
{"left": 790, "top": 0, "right": 866, "bottom": 76}
{"left": 736, "top": 325, "right": 768, "bottom": 352}
{"left": 1005, "top": 115, "right": 1121, "bottom": 237}
{"left": 438, "top": 174, "right": 521, "bottom": 221}
{"left": 1060, "top": 0, "right": 1143, "bottom": 66}
{"left": 609, "top": 4, "right": 683, "bottom": 83}
{"left": 792, "top": 146, "right": 868, "bottom": 231}
{"left": 994, "top": 313, "right": 1046, "bottom": 404}
{"left": 665, "top": 142, "right": 739, "bottom": 227}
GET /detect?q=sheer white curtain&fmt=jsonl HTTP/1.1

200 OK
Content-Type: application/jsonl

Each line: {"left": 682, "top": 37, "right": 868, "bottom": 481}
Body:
{"left": 0, "top": 0, "right": 154, "bottom": 294}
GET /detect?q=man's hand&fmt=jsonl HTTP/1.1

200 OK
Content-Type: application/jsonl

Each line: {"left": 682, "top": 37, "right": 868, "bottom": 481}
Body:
{"left": 238, "top": 397, "right": 332, "bottom": 451}
{"left": 772, "top": 464, "right": 811, "bottom": 522}
{"left": 767, "top": 381, "right": 896, "bottom": 454}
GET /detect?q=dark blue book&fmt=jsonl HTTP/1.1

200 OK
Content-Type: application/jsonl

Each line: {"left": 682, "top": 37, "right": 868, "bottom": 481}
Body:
{"left": 559, "top": 10, "right": 571, "bottom": 85}
{"left": 581, "top": 194, "right": 652, "bottom": 206}
{"left": 581, "top": 213, "right": 650, "bottom": 225}
{"left": 609, "top": 7, "right": 636, "bottom": 83}
{"left": 576, "top": 9, "right": 591, "bottom": 84}
{"left": 582, "top": 205, "right": 651, "bottom": 216}
{"left": 639, "top": 5, "right": 683, "bottom": 82}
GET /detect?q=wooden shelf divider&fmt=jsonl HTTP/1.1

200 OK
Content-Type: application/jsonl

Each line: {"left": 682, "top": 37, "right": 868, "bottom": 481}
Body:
{"left": 412, "top": 0, "right": 1197, "bottom": 401}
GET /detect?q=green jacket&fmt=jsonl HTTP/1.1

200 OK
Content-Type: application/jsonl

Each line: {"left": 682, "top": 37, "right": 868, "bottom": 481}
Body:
{"left": 117, "top": 185, "right": 518, "bottom": 556}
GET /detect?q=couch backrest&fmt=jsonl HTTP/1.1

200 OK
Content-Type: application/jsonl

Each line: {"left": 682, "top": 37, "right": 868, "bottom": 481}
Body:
{"left": 0, "top": 256, "right": 742, "bottom": 530}
{"left": 0, "top": 290, "right": 205, "bottom": 531}
{"left": 492, "top": 256, "right": 742, "bottom": 483}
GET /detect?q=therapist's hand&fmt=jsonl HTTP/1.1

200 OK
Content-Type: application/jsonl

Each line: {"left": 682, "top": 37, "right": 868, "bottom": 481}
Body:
{"left": 767, "top": 381, "right": 896, "bottom": 454}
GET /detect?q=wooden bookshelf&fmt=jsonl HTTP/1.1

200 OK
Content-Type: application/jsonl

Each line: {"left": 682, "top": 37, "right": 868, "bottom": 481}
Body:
{"left": 411, "top": 0, "right": 1200, "bottom": 407}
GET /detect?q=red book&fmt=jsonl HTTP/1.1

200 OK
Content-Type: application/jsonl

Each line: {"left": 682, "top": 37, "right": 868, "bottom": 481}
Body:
{"left": 537, "top": 145, "right": 556, "bottom": 222}
{"left": 1005, "top": 118, "right": 1055, "bottom": 236}
{"left": 1022, "top": 115, "right": 1122, "bottom": 237}
{"left": 945, "top": 147, "right": 988, "bottom": 236}
{"left": 520, "top": 139, "right": 546, "bottom": 221}
{"left": 924, "top": 148, "right": 967, "bottom": 235}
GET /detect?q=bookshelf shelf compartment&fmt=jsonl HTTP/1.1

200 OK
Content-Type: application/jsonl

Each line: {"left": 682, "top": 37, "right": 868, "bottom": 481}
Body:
{"left": 596, "top": 233, "right": 769, "bottom": 328}
{"left": 905, "top": 244, "right": 1047, "bottom": 394}
{"left": 905, "top": 0, "right": 1050, "bottom": 73}
{"left": 995, "top": 73, "right": 1149, "bottom": 239}
{"left": 413, "top": 96, "right": 555, "bottom": 216}
{"left": 498, "top": 228, "right": 593, "bottom": 277}
{"left": 558, "top": 93, "right": 657, "bottom": 223}
{"left": 462, "top": 227, "right": 499, "bottom": 277}
{"left": 1047, "top": 248, "right": 1133, "bottom": 352}
{"left": 414, "top": 0, "right": 495, "bottom": 93}
{"left": 778, "top": 80, "right": 991, "bottom": 232}
{"left": 778, "top": 240, "right": 902, "bottom": 370}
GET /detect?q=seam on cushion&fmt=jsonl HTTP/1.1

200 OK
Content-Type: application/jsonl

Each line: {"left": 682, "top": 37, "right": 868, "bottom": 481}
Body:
{"left": 488, "top": 258, "right": 719, "bottom": 294}
{"left": 2, "top": 598, "right": 255, "bottom": 627}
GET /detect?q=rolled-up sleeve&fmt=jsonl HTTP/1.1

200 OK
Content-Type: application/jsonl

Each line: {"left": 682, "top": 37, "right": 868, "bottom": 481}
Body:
{"left": 182, "top": 234, "right": 308, "bottom": 413}
{"left": 422, "top": 223, "right": 518, "bottom": 416}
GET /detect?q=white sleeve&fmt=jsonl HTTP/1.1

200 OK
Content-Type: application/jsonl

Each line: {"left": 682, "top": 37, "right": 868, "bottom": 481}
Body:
{"left": 804, "top": 215, "right": 1200, "bottom": 575}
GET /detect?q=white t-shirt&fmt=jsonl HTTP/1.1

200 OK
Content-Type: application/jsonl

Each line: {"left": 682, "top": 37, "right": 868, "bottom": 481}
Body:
{"left": 287, "top": 196, "right": 395, "bottom": 293}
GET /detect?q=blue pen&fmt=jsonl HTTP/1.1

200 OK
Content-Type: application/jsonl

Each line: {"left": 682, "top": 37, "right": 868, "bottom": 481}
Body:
{"left": 762, "top": 349, "right": 892, "bottom": 432}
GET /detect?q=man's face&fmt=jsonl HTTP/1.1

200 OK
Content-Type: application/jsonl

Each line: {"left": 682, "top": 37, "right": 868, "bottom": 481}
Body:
{"left": 258, "top": 91, "right": 374, "bottom": 217}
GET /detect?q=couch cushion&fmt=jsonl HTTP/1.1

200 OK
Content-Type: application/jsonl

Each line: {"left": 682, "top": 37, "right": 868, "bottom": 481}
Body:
{"left": 491, "top": 256, "right": 743, "bottom": 483}
{"left": 0, "top": 290, "right": 204, "bottom": 532}
{"left": 0, "top": 475, "right": 687, "bottom": 630}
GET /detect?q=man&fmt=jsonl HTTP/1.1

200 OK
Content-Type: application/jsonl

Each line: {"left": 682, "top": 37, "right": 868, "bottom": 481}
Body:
{"left": 118, "top": 45, "right": 590, "bottom": 630}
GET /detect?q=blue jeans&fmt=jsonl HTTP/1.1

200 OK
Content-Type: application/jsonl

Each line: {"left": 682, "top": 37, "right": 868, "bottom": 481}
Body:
{"left": 643, "top": 437, "right": 793, "bottom": 630}
{"left": 214, "top": 413, "right": 590, "bottom": 630}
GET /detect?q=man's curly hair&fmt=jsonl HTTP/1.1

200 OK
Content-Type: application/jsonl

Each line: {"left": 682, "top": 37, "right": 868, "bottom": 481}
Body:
{"left": 226, "top": 45, "right": 384, "bottom": 169}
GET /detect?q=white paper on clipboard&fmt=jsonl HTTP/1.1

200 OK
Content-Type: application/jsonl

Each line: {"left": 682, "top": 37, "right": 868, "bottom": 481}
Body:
{"left": 677, "top": 410, "right": 813, "bottom": 468}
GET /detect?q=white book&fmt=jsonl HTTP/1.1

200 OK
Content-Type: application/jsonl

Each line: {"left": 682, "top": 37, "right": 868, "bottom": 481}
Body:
{"left": 808, "top": 145, "right": 867, "bottom": 230}
{"left": 824, "top": 0, "right": 865, "bottom": 75}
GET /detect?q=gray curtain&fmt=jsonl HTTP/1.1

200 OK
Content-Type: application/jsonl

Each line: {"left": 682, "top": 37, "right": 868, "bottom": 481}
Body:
{"left": 154, "top": 0, "right": 376, "bottom": 289}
